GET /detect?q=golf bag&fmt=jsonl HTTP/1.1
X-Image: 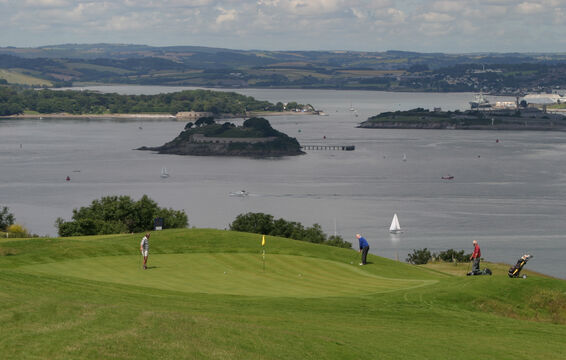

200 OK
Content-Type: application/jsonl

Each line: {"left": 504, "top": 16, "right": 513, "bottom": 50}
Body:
{"left": 508, "top": 254, "right": 532, "bottom": 278}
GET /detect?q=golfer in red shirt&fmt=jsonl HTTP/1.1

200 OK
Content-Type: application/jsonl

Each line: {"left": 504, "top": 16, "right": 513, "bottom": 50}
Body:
{"left": 469, "top": 239, "right": 481, "bottom": 275}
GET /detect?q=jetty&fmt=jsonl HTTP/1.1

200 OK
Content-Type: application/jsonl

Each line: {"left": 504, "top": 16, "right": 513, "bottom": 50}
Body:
{"left": 301, "top": 145, "right": 355, "bottom": 151}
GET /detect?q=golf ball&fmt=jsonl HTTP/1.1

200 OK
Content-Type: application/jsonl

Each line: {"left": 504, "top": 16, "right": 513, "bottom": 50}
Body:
{"left": 224, "top": 271, "right": 227, "bottom": 274}
{"left": 350, "top": 261, "right": 353, "bottom": 264}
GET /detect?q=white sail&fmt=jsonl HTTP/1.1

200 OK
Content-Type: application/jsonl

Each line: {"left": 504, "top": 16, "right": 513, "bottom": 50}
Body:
{"left": 389, "top": 213, "right": 401, "bottom": 233}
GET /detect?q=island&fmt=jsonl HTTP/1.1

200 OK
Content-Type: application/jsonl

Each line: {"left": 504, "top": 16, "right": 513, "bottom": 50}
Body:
{"left": 138, "top": 117, "right": 304, "bottom": 157}
{"left": 358, "top": 108, "right": 566, "bottom": 130}
{"left": 0, "top": 87, "right": 317, "bottom": 118}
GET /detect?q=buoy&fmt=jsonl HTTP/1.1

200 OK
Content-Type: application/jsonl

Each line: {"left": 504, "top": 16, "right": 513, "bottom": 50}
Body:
{"left": 66, "top": 176, "right": 71, "bottom": 181}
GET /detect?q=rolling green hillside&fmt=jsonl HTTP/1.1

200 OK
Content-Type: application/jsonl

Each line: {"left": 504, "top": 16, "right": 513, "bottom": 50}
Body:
{"left": 2, "top": 44, "right": 566, "bottom": 92}
{"left": 1, "top": 229, "right": 565, "bottom": 359}
{"left": 0, "top": 68, "right": 53, "bottom": 86}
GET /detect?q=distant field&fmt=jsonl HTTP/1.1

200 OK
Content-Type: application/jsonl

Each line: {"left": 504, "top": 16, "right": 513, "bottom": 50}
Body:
{"left": 0, "top": 69, "right": 52, "bottom": 86}
{"left": 336, "top": 70, "right": 405, "bottom": 76}
{"left": 1, "top": 229, "right": 565, "bottom": 359}
{"left": 65, "top": 62, "right": 134, "bottom": 75}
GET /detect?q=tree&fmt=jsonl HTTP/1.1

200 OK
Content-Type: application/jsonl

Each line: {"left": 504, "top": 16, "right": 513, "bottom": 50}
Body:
{"left": 0, "top": 206, "right": 15, "bottom": 230}
{"left": 229, "top": 212, "right": 351, "bottom": 249}
{"left": 56, "top": 195, "right": 188, "bottom": 236}
{"left": 230, "top": 212, "right": 274, "bottom": 234}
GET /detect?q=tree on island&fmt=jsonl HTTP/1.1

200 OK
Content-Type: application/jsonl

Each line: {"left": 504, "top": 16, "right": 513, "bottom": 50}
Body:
{"left": 56, "top": 195, "right": 188, "bottom": 236}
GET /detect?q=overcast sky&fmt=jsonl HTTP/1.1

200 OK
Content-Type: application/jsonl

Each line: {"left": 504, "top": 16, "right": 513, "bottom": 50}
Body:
{"left": 0, "top": 0, "right": 565, "bottom": 53}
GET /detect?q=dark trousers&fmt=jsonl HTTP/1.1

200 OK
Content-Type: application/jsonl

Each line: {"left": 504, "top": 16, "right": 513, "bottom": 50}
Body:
{"left": 472, "top": 258, "right": 480, "bottom": 274}
{"left": 361, "top": 246, "right": 369, "bottom": 264}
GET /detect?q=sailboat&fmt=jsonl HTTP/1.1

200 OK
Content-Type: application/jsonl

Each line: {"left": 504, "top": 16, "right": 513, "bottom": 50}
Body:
{"left": 160, "top": 167, "right": 170, "bottom": 178}
{"left": 389, "top": 213, "right": 402, "bottom": 233}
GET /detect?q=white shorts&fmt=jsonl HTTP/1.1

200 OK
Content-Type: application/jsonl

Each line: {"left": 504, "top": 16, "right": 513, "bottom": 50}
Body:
{"left": 141, "top": 250, "right": 148, "bottom": 257}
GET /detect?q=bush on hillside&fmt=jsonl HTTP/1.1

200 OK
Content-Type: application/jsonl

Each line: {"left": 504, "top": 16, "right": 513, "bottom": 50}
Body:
{"left": 55, "top": 195, "right": 188, "bottom": 236}
{"left": 406, "top": 248, "right": 472, "bottom": 265}
{"left": 437, "top": 248, "right": 471, "bottom": 263}
{"left": 230, "top": 212, "right": 352, "bottom": 249}
{"left": 406, "top": 248, "right": 433, "bottom": 265}
{"left": 0, "top": 206, "right": 15, "bottom": 230}
{"left": 5, "top": 223, "right": 33, "bottom": 238}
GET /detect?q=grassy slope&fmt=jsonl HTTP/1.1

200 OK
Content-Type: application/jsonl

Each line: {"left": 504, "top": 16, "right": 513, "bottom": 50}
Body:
{"left": 0, "top": 69, "right": 53, "bottom": 86}
{"left": 0, "top": 229, "right": 565, "bottom": 359}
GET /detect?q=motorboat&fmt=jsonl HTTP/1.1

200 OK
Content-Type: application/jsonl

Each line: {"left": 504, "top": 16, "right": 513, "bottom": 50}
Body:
{"left": 229, "top": 190, "right": 248, "bottom": 197}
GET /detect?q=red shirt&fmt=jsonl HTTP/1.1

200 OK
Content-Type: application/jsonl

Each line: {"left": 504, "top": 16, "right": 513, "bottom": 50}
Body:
{"left": 472, "top": 244, "right": 481, "bottom": 259}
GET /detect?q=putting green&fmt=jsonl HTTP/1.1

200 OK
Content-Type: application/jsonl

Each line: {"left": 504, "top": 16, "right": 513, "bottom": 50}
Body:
{"left": 20, "top": 253, "right": 434, "bottom": 297}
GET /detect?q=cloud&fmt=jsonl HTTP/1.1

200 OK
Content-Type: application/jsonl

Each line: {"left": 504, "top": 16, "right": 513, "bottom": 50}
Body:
{"left": 416, "top": 11, "right": 454, "bottom": 23}
{"left": 24, "top": 0, "right": 69, "bottom": 7}
{"left": 1, "top": 0, "right": 566, "bottom": 52}
{"left": 215, "top": 6, "right": 237, "bottom": 24}
{"left": 516, "top": 1, "right": 545, "bottom": 14}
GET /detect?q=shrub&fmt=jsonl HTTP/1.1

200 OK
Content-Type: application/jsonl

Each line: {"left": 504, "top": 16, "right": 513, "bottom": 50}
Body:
{"left": 437, "top": 248, "right": 471, "bottom": 263}
{"left": 230, "top": 212, "right": 351, "bottom": 249}
{"left": 406, "top": 248, "right": 433, "bottom": 265}
{"left": 6, "top": 223, "right": 31, "bottom": 238}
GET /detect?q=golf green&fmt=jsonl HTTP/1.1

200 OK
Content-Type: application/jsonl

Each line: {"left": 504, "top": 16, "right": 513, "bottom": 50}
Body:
{"left": 20, "top": 253, "right": 434, "bottom": 297}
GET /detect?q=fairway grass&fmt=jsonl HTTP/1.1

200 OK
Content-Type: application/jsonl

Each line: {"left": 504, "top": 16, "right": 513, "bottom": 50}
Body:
{"left": 1, "top": 229, "right": 566, "bottom": 359}
{"left": 20, "top": 254, "right": 433, "bottom": 297}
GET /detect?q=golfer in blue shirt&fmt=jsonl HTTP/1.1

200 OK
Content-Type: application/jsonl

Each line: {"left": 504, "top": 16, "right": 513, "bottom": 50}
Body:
{"left": 356, "top": 234, "right": 369, "bottom": 265}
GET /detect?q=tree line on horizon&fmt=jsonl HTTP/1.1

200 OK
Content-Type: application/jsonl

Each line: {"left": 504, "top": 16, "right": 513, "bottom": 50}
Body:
{"left": 0, "top": 87, "right": 281, "bottom": 116}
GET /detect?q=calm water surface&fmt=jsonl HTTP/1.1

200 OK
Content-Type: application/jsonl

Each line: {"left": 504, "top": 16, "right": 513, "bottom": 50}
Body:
{"left": 1, "top": 86, "right": 564, "bottom": 278}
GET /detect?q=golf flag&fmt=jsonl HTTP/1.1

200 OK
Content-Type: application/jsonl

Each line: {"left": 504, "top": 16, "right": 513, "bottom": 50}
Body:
{"left": 262, "top": 235, "right": 265, "bottom": 246}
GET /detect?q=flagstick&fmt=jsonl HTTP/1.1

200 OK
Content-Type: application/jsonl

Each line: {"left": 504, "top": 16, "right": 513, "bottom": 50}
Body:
{"left": 261, "top": 234, "right": 266, "bottom": 272}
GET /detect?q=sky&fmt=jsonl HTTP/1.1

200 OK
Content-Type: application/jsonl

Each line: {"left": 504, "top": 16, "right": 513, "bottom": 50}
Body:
{"left": 0, "top": 0, "right": 565, "bottom": 53}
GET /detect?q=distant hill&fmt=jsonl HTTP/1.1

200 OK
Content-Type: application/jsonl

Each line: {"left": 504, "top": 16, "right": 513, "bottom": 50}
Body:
{"left": 2, "top": 44, "right": 566, "bottom": 93}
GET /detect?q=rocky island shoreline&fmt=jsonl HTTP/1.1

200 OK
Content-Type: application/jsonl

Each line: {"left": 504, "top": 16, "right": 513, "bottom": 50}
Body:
{"left": 359, "top": 108, "right": 566, "bottom": 131}
{"left": 138, "top": 117, "right": 304, "bottom": 158}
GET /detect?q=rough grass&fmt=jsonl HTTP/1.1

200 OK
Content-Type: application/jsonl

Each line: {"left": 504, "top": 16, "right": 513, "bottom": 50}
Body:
{"left": 1, "top": 229, "right": 565, "bottom": 359}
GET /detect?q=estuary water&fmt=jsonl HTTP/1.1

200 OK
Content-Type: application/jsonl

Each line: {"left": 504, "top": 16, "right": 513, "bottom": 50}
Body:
{"left": 1, "top": 86, "right": 565, "bottom": 278}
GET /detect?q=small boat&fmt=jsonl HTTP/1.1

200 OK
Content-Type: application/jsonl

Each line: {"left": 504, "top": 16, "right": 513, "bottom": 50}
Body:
{"left": 389, "top": 213, "right": 402, "bottom": 233}
{"left": 160, "top": 167, "right": 170, "bottom": 178}
{"left": 402, "top": 153, "right": 407, "bottom": 162}
{"left": 229, "top": 190, "right": 248, "bottom": 197}
{"left": 441, "top": 175, "right": 454, "bottom": 180}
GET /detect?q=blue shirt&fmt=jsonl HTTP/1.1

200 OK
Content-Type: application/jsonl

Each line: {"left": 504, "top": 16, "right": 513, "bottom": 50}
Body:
{"left": 358, "top": 236, "right": 369, "bottom": 250}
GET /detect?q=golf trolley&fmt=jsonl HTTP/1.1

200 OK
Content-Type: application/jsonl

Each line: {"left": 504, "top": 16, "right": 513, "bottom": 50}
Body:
{"left": 508, "top": 254, "right": 533, "bottom": 278}
{"left": 467, "top": 268, "right": 492, "bottom": 276}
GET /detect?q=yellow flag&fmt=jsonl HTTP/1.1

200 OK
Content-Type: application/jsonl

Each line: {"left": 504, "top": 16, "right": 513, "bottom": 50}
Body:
{"left": 262, "top": 235, "right": 265, "bottom": 246}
